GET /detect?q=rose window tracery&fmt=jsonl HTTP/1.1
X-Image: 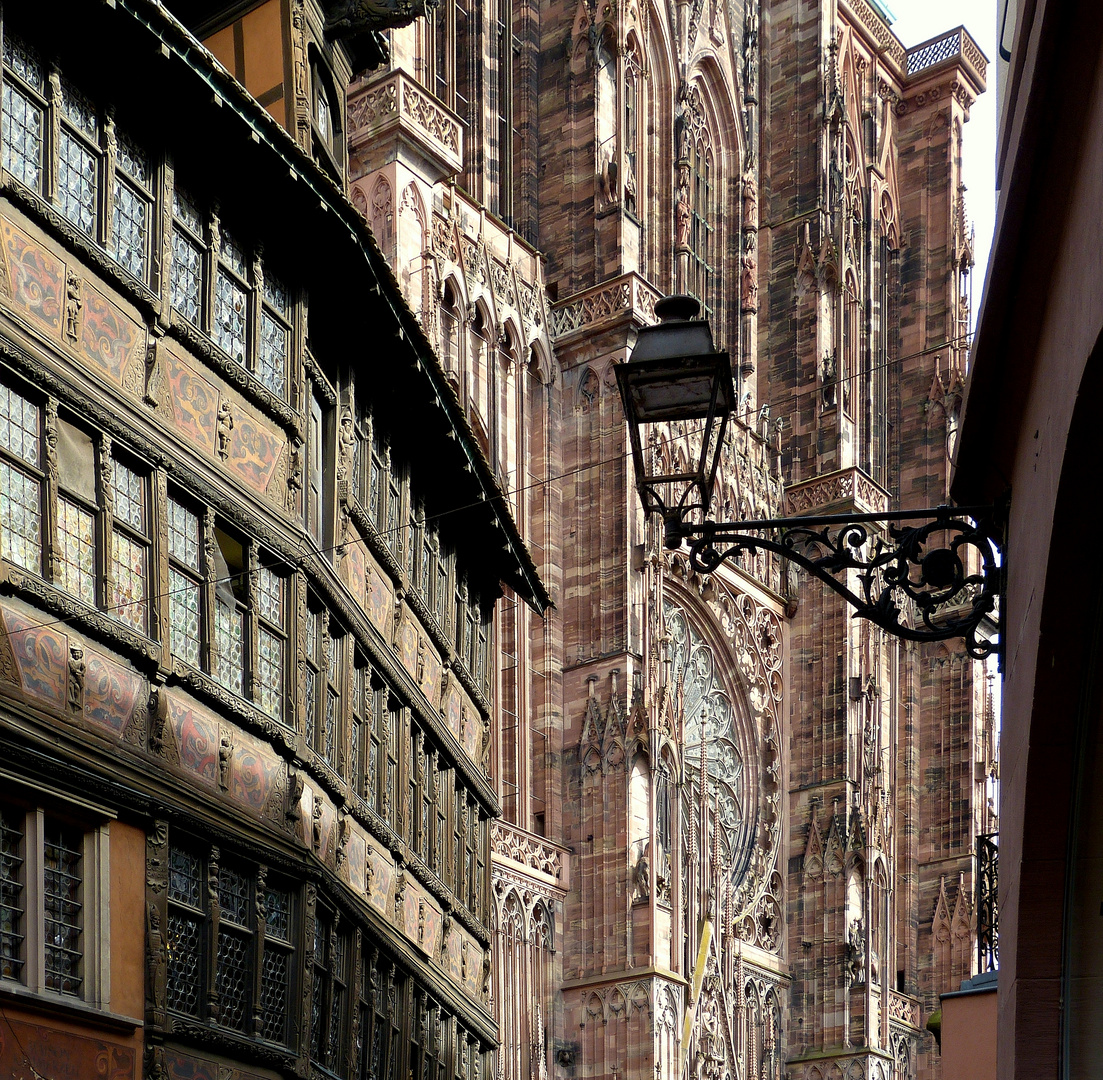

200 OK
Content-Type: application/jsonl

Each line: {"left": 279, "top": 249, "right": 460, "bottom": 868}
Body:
{"left": 665, "top": 600, "right": 755, "bottom": 889}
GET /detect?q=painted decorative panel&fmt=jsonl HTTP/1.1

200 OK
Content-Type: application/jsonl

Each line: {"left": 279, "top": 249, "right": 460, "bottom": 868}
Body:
{"left": 83, "top": 650, "right": 143, "bottom": 733}
{"left": 420, "top": 894, "right": 443, "bottom": 957}
{"left": 0, "top": 1019, "right": 135, "bottom": 1079}
{"left": 364, "top": 557, "right": 392, "bottom": 637}
{"left": 395, "top": 611, "right": 418, "bottom": 679}
{"left": 0, "top": 218, "right": 63, "bottom": 334}
{"left": 342, "top": 523, "right": 367, "bottom": 608}
{"left": 419, "top": 636, "right": 442, "bottom": 710}
{"left": 402, "top": 877, "right": 421, "bottom": 942}
{"left": 163, "top": 349, "right": 218, "bottom": 455}
{"left": 163, "top": 1050, "right": 218, "bottom": 1080}
{"left": 442, "top": 919, "right": 462, "bottom": 980}
{"left": 1, "top": 603, "right": 66, "bottom": 708}
{"left": 79, "top": 283, "right": 144, "bottom": 386}
{"left": 226, "top": 407, "right": 286, "bottom": 496}
{"left": 230, "top": 727, "right": 284, "bottom": 819}
{"left": 166, "top": 692, "right": 219, "bottom": 787}
{"left": 345, "top": 825, "right": 367, "bottom": 893}
{"left": 366, "top": 842, "right": 395, "bottom": 917}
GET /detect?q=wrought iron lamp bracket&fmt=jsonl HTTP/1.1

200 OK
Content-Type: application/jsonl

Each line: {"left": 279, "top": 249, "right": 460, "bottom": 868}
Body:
{"left": 670, "top": 503, "right": 1005, "bottom": 662}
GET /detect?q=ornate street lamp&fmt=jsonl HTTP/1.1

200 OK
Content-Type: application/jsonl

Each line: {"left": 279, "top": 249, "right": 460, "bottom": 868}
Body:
{"left": 617, "top": 296, "right": 1005, "bottom": 662}
{"left": 614, "top": 294, "right": 734, "bottom": 549}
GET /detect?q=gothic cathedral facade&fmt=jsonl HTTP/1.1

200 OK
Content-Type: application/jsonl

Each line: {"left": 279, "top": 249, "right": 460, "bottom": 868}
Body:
{"left": 348, "top": 2, "right": 992, "bottom": 1079}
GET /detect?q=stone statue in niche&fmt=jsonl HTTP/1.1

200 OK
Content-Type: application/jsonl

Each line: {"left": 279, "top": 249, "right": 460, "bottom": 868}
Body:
{"left": 676, "top": 198, "right": 692, "bottom": 249}
{"left": 65, "top": 272, "right": 82, "bottom": 345}
{"left": 821, "top": 352, "right": 838, "bottom": 409}
{"left": 67, "top": 644, "right": 85, "bottom": 712}
{"left": 336, "top": 409, "right": 356, "bottom": 483}
{"left": 219, "top": 733, "right": 233, "bottom": 790}
{"left": 845, "top": 917, "right": 866, "bottom": 985}
{"left": 632, "top": 843, "right": 651, "bottom": 902}
{"left": 742, "top": 173, "right": 758, "bottom": 230}
{"left": 741, "top": 251, "right": 759, "bottom": 312}
{"left": 146, "top": 902, "right": 167, "bottom": 1010}
{"left": 216, "top": 399, "right": 234, "bottom": 461}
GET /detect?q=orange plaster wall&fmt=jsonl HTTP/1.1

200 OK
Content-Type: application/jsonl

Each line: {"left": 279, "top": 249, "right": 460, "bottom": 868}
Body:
{"left": 941, "top": 990, "right": 997, "bottom": 1080}
{"left": 111, "top": 820, "right": 147, "bottom": 1021}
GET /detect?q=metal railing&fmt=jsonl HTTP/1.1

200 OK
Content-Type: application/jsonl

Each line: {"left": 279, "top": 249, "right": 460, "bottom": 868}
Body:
{"left": 976, "top": 832, "right": 999, "bottom": 971}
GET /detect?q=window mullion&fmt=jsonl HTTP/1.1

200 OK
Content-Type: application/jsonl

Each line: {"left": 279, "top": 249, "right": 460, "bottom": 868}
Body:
{"left": 206, "top": 206, "right": 221, "bottom": 341}
{"left": 25, "top": 809, "right": 44, "bottom": 993}
{"left": 102, "top": 108, "right": 116, "bottom": 252}
{"left": 201, "top": 511, "right": 217, "bottom": 676}
{"left": 151, "top": 468, "right": 169, "bottom": 649}
{"left": 245, "top": 542, "right": 259, "bottom": 702}
{"left": 41, "top": 397, "right": 59, "bottom": 583}
{"left": 45, "top": 67, "right": 60, "bottom": 201}
{"left": 98, "top": 433, "right": 114, "bottom": 617}
{"left": 251, "top": 864, "right": 268, "bottom": 1038}
{"left": 206, "top": 845, "right": 222, "bottom": 1022}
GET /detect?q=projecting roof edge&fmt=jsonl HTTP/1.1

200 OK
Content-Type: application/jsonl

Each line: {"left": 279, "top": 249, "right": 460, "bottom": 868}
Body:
{"left": 118, "top": 0, "right": 551, "bottom": 616}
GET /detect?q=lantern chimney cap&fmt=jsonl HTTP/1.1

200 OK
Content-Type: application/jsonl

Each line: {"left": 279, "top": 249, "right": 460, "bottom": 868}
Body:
{"left": 654, "top": 294, "right": 702, "bottom": 323}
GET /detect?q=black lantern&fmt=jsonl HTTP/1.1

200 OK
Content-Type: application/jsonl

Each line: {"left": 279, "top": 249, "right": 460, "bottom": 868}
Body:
{"left": 615, "top": 295, "right": 734, "bottom": 548}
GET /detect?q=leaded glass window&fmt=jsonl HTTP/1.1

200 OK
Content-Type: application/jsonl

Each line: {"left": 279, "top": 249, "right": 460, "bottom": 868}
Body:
{"left": 109, "top": 130, "right": 151, "bottom": 282}
{"left": 168, "top": 497, "right": 202, "bottom": 667}
{"left": 57, "top": 80, "right": 100, "bottom": 239}
{"left": 43, "top": 823, "right": 82, "bottom": 996}
{"left": 166, "top": 847, "right": 204, "bottom": 1016}
{"left": 256, "top": 565, "right": 286, "bottom": 725}
{"left": 325, "top": 629, "right": 343, "bottom": 770}
{"left": 0, "top": 806, "right": 24, "bottom": 982}
{"left": 166, "top": 845, "right": 293, "bottom": 1044}
{"left": 261, "top": 885, "right": 293, "bottom": 1042}
{"left": 214, "top": 228, "right": 248, "bottom": 364}
{"left": 688, "top": 130, "right": 716, "bottom": 326}
{"left": 310, "top": 905, "right": 349, "bottom": 1071}
{"left": 215, "top": 597, "right": 244, "bottom": 697}
{"left": 171, "top": 187, "right": 205, "bottom": 327}
{"left": 0, "top": 383, "right": 41, "bottom": 573}
{"left": 216, "top": 864, "right": 253, "bottom": 1032}
{"left": 1, "top": 35, "right": 45, "bottom": 193}
{"left": 109, "top": 457, "right": 148, "bottom": 632}
{"left": 56, "top": 496, "right": 96, "bottom": 606}
{"left": 259, "top": 270, "right": 290, "bottom": 398}
{"left": 305, "top": 606, "right": 319, "bottom": 732}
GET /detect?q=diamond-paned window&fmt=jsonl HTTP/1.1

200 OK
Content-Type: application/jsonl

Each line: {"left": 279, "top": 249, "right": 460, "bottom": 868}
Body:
{"left": 110, "top": 176, "right": 148, "bottom": 281}
{"left": 215, "top": 599, "right": 244, "bottom": 697}
{"left": 60, "top": 80, "right": 97, "bottom": 139}
{"left": 220, "top": 228, "right": 248, "bottom": 278}
{"left": 260, "top": 885, "right": 292, "bottom": 1044}
{"left": 57, "top": 127, "right": 98, "bottom": 238}
{"left": 166, "top": 908, "right": 203, "bottom": 1015}
{"left": 168, "top": 498, "right": 200, "bottom": 570}
{"left": 0, "top": 807, "right": 24, "bottom": 982}
{"left": 43, "top": 824, "right": 82, "bottom": 996}
{"left": 256, "top": 562, "right": 286, "bottom": 724}
{"left": 218, "top": 866, "right": 250, "bottom": 927}
{"left": 166, "top": 847, "right": 204, "bottom": 1016}
{"left": 112, "top": 459, "right": 144, "bottom": 531}
{"left": 214, "top": 268, "right": 247, "bottom": 363}
{"left": 1, "top": 81, "right": 44, "bottom": 192}
{"left": 168, "top": 498, "right": 202, "bottom": 667}
{"left": 57, "top": 497, "right": 96, "bottom": 606}
{"left": 171, "top": 188, "right": 204, "bottom": 326}
{"left": 1, "top": 37, "right": 45, "bottom": 194}
{"left": 258, "top": 311, "right": 288, "bottom": 398}
{"left": 215, "top": 924, "right": 252, "bottom": 1031}
{"left": 169, "top": 569, "right": 201, "bottom": 667}
{"left": 109, "top": 458, "right": 148, "bottom": 633}
{"left": 171, "top": 229, "right": 203, "bottom": 326}
{"left": 111, "top": 529, "right": 146, "bottom": 631}
{"left": 0, "top": 384, "right": 41, "bottom": 573}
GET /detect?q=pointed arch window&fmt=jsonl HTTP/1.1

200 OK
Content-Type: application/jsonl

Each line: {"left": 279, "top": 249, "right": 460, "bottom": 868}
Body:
{"left": 623, "top": 44, "right": 644, "bottom": 219}
{"left": 689, "top": 131, "right": 716, "bottom": 325}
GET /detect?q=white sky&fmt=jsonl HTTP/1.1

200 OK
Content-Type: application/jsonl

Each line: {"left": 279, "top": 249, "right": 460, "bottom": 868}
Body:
{"left": 888, "top": 0, "right": 998, "bottom": 322}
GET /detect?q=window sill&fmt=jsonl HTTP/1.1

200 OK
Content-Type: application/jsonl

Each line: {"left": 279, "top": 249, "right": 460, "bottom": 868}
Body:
{"left": 0, "top": 980, "right": 142, "bottom": 1033}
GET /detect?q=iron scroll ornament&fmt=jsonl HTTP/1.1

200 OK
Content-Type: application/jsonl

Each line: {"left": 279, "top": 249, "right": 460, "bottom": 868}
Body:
{"left": 681, "top": 504, "right": 1004, "bottom": 660}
